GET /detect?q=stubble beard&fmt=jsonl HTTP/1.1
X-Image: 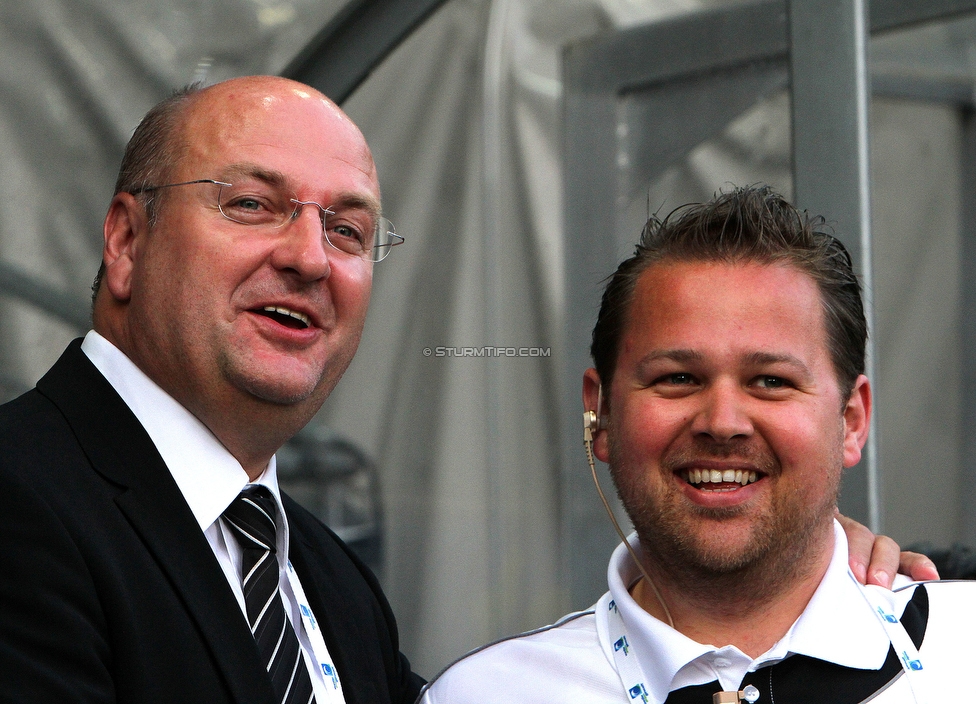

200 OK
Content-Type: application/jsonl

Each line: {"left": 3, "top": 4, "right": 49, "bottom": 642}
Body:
{"left": 610, "top": 437, "right": 839, "bottom": 610}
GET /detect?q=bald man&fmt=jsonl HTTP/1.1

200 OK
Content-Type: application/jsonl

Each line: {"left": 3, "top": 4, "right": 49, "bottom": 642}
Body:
{"left": 0, "top": 77, "right": 418, "bottom": 704}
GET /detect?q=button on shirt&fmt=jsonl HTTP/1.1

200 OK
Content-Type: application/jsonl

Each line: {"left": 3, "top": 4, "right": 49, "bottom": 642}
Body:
{"left": 81, "top": 331, "right": 339, "bottom": 703}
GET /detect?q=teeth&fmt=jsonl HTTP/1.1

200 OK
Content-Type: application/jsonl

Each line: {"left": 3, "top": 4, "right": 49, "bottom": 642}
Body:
{"left": 683, "top": 468, "right": 761, "bottom": 488}
{"left": 263, "top": 306, "right": 310, "bottom": 326}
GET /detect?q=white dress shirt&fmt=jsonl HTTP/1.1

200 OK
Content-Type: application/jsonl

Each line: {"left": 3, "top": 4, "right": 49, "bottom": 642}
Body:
{"left": 81, "top": 330, "right": 342, "bottom": 703}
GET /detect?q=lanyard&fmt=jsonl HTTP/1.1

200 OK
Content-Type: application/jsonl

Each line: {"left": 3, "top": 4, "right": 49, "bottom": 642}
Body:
{"left": 604, "top": 592, "right": 654, "bottom": 703}
{"left": 852, "top": 575, "right": 931, "bottom": 704}
{"left": 604, "top": 577, "right": 929, "bottom": 704}
{"left": 286, "top": 559, "right": 346, "bottom": 704}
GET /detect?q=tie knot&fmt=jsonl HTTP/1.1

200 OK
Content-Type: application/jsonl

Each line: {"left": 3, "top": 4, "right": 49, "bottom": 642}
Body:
{"left": 223, "top": 485, "right": 279, "bottom": 553}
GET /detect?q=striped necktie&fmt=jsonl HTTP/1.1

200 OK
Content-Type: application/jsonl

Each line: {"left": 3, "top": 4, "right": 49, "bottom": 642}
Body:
{"left": 223, "top": 486, "right": 315, "bottom": 704}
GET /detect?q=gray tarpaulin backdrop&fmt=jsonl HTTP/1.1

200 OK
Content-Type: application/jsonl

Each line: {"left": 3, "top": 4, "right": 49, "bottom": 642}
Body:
{"left": 1, "top": 0, "right": 972, "bottom": 677}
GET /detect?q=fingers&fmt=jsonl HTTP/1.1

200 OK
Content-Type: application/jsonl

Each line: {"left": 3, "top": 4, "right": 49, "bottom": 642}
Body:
{"left": 899, "top": 551, "right": 940, "bottom": 582}
{"left": 837, "top": 510, "right": 877, "bottom": 585}
{"left": 836, "top": 511, "right": 940, "bottom": 588}
{"left": 862, "top": 535, "right": 901, "bottom": 588}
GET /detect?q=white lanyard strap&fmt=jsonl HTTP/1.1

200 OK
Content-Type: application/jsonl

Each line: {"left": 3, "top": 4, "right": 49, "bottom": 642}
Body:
{"left": 606, "top": 582, "right": 929, "bottom": 704}
{"left": 604, "top": 593, "right": 654, "bottom": 703}
{"left": 852, "top": 575, "right": 931, "bottom": 704}
{"left": 605, "top": 594, "right": 757, "bottom": 704}
{"left": 286, "top": 560, "right": 346, "bottom": 704}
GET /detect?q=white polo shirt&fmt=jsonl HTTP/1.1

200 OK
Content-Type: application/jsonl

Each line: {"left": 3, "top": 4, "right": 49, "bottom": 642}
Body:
{"left": 420, "top": 521, "right": 973, "bottom": 703}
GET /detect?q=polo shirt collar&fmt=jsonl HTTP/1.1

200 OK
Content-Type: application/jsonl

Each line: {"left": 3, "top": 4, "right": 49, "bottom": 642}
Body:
{"left": 603, "top": 520, "right": 892, "bottom": 703}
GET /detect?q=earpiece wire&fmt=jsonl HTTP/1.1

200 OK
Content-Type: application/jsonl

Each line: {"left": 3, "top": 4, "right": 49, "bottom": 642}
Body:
{"left": 584, "top": 422, "right": 675, "bottom": 629}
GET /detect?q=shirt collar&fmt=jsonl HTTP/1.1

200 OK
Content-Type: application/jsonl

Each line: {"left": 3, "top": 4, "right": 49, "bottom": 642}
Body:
{"left": 80, "top": 331, "right": 283, "bottom": 533}
{"left": 605, "top": 537, "right": 717, "bottom": 704}
{"left": 778, "top": 521, "right": 892, "bottom": 669}
{"left": 603, "top": 520, "right": 893, "bottom": 702}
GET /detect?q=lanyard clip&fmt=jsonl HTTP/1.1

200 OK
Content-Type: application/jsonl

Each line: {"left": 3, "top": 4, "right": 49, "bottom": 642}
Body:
{"left": 713, "top": 685, "right": 760, "bottom": 704}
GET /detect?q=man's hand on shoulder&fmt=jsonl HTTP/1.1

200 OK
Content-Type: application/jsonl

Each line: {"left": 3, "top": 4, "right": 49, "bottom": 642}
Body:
{"left": 838, "top": 509, "right": 940, "bottom": 588}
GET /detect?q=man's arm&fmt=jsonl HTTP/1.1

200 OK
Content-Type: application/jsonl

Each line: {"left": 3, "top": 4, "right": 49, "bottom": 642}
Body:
{"left": 838, "top": 510, "right": 940, "bottom": 587}
{"left": 0, "top": 464, "right": 114, "bottom": 703}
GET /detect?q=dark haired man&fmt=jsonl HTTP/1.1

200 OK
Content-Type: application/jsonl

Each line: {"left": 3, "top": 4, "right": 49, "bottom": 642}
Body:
{"left": 420, "top": 185, "right": 964, "bottom": 703}
{"left": 0, "top": 76, "right": 418, "bottom": 703}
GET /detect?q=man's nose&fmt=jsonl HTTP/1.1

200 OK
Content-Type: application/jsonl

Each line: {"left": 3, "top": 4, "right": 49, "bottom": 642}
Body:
{"left": 689, "top": 380, "right": 754, "bottom": 442}
{"left": 271, "top": 203, "right": 331, "bottom": 281}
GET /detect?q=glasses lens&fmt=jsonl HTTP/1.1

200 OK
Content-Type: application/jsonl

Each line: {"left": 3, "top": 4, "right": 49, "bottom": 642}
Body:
{"left": 216, "top": 181, "right": 293, "bottom": 227}
{"left": 324, "top": 211, "right": 402, "bottom": 262}
{"left": 211, "top": 184, "right": 401, "bottom": 263}
{"left": 322, "top": 209, "right": 374, "bottom": 260}
{"left": 369, "top": 218, "right": 401, "bottom": 263}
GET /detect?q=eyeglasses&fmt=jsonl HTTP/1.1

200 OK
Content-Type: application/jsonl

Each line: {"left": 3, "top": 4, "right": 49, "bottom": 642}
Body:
{"left": 131, "top": 178, "right": 403, "bottom": 263}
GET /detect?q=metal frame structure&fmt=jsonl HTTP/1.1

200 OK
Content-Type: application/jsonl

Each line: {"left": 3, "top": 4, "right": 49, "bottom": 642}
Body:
{"left": 791, "top": 0, "right": 877, "bottom": 525}
{"left": 283, "top": 0, "right": 451, "bottom": 103}
{"left": 562, "top": 0, "right": 976, "bottom": 606}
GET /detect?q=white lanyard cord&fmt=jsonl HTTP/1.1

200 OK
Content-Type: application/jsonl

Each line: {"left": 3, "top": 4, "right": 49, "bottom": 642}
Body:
{"left": 604, "top": 593, "right": 654, "bottom": 703}
{"left": 605, "top": 579, "right": 929, "bottom": 704}
{"left": 286, "top": 560, "right": 346, "bottom": 704}
{"left": 852, "top": 576, "right": 931, "bottom": 704}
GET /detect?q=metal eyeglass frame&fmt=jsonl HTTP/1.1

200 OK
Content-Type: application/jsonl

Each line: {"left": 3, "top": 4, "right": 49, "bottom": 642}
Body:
{"left": 130, "top": 178, "right": 403, "bottom": 263}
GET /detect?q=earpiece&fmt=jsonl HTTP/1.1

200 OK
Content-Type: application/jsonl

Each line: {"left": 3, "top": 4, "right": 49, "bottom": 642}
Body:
{"left": 583, "top": 410, "right": 598, "bottom": 441}
{"left": 581, "top": 381, "right": 675, "bottom": 629}
{"left": 582, "top": 384, "right": 605, "bottom": 443}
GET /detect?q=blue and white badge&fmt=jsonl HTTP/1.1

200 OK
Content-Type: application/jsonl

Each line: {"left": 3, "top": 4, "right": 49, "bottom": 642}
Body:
{"left": 287, "top": 560, "right": 346, "bottom": 703}
{"left": 852, "top": 573, "right": 932, "bottom": 704}
{"left": 604, "top": 592, "right": 654, "bottom": 704}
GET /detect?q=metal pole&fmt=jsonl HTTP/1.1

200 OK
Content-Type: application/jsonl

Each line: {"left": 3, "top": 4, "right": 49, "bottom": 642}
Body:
{"left": 790, "top": 0, "right": 879, "bottom": 529}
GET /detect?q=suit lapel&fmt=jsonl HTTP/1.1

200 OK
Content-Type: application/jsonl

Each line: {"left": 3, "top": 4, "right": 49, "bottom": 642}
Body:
{"left": 36, "top": 341, "right": 276, "bottom": 704}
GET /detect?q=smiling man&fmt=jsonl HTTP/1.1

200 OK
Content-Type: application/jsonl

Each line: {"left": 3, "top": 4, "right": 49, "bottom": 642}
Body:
{"left": 0, "top": 77, "right": 417, "bottom": 704}
{"left": 420, "top": 185, "right": 968, "bottom": 704}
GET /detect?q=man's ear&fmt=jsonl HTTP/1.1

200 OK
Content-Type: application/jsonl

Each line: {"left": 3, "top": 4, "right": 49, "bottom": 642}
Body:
{"left": 102, "top": 192, "right": 148, "bottom": 303}
{"left": 842, "top": 374, "right": 872, "bottom": 468}
{"left": 583, "top": 368, "right": 610, "bottom": 463}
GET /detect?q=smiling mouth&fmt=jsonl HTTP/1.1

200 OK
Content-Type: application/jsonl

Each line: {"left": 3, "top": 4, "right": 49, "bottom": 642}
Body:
{"left": 255, "top": 306, "right": 310, "bottom": 330}
{"left": 679, "top": 468, "right": 760, "bottom": 492}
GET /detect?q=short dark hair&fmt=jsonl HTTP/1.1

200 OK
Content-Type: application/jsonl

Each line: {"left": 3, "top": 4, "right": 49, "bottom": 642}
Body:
{"left": 91, "top": 83, "right": 202, "bottom": 303}
{"left": 590, "top": 184, "right": 866, "bottom": 400}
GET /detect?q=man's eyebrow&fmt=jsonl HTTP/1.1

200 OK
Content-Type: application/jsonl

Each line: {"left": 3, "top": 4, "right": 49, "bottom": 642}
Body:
{"left": 328, "top": 193, "right": 382, "bottom": 223}
{"left": 744, "top": 351, "right": 811, "bottom": 373}
{"left": 635, "top": 349, "right": 703, "bottom": 375}
{"left": 217, "top": 164, "right": 383, "bottom": 219}
{"left": 633, "top": 349, "right": 813, "bottom": 377}
{"left": 219, "top": 164, "right": 288, "bottom": 188}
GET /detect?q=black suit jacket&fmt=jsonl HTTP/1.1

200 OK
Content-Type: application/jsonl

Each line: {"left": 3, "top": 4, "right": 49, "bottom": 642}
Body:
{"left": 0, "top": 340, "right": 424, "bottom": 703}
